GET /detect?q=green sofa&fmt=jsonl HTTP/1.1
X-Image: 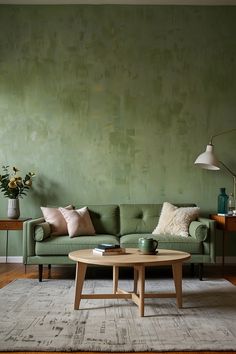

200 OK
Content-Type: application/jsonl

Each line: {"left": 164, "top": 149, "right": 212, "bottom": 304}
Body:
{"left": 23, "top": 203, "right": 216, "bottom": 281}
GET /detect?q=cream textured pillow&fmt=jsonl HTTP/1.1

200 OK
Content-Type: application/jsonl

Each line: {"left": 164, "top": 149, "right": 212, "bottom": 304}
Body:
{"left": 152, "top": 202, "right": 200, "bottom": 237}
{"left": 59, "top": 206, "right": 96, "bottom": 238}
{"left": 41, "top": 205, "right": 74, "bottom": 236}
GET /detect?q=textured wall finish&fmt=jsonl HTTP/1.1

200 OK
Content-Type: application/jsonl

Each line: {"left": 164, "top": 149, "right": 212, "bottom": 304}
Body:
{"left": 0, "top": 5, "right": 235, "bottom": 257}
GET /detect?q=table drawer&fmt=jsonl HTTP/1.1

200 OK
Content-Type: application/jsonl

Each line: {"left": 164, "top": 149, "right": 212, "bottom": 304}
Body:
{"left": 226, "top": 217, "right": 236, "bottom": 231}
{"left": 0, "top": 222, "right": 24, "bottom": 230}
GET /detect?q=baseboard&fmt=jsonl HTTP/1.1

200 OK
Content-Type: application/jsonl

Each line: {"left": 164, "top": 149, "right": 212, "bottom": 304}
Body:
{"left": 0, "top": 256, "right": 23, "bottom": 263}
{"left": 0, "top": 256, "right": 235, "bottom": 265}
{"left": 216, "top": 256, "right": 236, "bottom": 264}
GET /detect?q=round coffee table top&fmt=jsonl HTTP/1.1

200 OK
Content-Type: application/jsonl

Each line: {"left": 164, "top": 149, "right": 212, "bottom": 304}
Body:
{"left": 68, "top": 248, "right": 191, "bottom": 267}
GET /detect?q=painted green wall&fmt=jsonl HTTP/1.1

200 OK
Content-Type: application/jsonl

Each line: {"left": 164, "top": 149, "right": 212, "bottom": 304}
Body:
{"left": 0, "top": 5, "right": 236, "bottom": 258}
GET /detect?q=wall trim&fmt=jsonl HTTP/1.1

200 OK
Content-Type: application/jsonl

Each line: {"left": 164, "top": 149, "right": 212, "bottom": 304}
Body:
{"left": 0, "top": 0, "right": 236, "bottom": 5}
{"left": 0, "top": 256, "right": 23, "bottom": 263}
{"left": 0, "top": 256, "right": 236, "bottom": 264}
{"left": 215, "top": 256, "right": 236, "bottom": 264}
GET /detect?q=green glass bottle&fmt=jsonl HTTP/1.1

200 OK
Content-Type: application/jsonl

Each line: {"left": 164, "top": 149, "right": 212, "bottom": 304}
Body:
{"left": 217, "top": 188, "right": 229, "bottom": 214}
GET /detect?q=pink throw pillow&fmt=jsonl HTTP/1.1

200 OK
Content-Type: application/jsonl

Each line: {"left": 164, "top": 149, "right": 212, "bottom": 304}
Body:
{"left": 59, "top": 206, "right": 96, "bottom": 238}
{"left": 41, "top": 205, "right": 74, "bottom": 236}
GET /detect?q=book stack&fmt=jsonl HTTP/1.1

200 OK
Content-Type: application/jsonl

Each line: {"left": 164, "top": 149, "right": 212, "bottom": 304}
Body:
{"left": 93, "top": 243, "right": 126, "bottom": 256}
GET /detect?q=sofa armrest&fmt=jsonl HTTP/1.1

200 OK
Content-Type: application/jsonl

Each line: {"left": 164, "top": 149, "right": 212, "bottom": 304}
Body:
{"left": 198, "top": 217, "right": 216, "bottom": 263}
{"left": 189, "top": 221, "right": 208, "bottom": 241}
{"left": 23, "top": 217, "right": 45, "bottom": 264}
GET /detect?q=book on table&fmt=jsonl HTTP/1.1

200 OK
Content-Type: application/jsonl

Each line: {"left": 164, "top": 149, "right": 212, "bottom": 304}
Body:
{"left": 96, "top": 243, "right": 120, "bottom": 250}
{"left": 93, "top": 244, "right": 126, "bottom": 256}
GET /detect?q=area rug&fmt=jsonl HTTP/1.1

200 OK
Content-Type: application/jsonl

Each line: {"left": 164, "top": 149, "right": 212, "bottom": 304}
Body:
{"left": 0, "top": 278, "right": 236, "bottom": 352}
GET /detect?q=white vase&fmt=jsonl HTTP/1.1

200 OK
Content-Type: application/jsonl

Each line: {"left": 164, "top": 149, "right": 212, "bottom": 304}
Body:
{"left": 7, "top": 199, "right": 20, "bottom": 219}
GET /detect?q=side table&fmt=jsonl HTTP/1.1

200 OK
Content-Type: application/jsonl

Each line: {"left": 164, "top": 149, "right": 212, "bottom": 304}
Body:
{"left": 0, "top": 218, "right": 31, "bottom": 263}
{"left": 210, "top": 214, "right": 236, "bottom": 273}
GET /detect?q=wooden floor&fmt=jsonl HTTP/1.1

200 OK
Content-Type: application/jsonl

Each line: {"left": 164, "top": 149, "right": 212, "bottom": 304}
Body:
{"left": 0, "top": 263, "right": 235, "bottom": 354}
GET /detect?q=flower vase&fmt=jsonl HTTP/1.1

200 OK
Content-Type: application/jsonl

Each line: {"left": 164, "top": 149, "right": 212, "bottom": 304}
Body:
{"left": 7, "top": 199, "right": 20, "bottom": 219}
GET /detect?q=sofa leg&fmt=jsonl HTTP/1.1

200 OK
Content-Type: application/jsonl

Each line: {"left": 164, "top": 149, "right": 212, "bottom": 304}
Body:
{"left": 39, "top": 265, "right": 43, "bottom": 282}
{"left": 190, "top": 263, "right": 195, "bottom": 277}
{"left": 198, "top": 263, "right": 203, "bottom": 281}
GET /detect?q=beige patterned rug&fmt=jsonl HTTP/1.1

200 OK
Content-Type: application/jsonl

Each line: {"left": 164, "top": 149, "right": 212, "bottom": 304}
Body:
{"left": 0, "top": 278, "right": 236, "bottom": 352}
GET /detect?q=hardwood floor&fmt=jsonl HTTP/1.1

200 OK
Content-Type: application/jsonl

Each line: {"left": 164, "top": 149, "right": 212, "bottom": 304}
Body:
{"left": 0, "top": 263, "right": 235, "bottom": 354}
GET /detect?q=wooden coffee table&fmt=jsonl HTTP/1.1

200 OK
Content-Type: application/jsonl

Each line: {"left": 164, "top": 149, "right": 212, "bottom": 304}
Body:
{"left": 69, "top": 248, "right": 191, "bottom": 317}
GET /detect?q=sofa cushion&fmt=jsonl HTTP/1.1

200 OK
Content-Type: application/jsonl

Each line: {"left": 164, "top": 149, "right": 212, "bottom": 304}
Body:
{"left": 35, "top": 234, "right": 120, "bottom": 256}
{"left": 59, "top": 207, "right": 96, "bottom": 237}
{"left": 120, "top": 204, "right": 162, "bottom": 235}
{"left": 152, "top": 202, "right": 200, "bottom": 237}
{"left": 78, "top": 205, "right": 119, "bottom": 236}
{"left": 119, "top": 203, "right": 196, "bottom": 236}
{"left": 40, "top": 205, "right": 74, "bottom": 236}
{"left": 120, "top": 233, "right": 203, "bottom": 254}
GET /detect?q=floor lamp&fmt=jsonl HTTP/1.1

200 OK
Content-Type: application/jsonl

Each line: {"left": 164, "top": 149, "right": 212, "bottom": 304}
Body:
{"left": 194, "top": 128, "right": 236, "bottom": 210}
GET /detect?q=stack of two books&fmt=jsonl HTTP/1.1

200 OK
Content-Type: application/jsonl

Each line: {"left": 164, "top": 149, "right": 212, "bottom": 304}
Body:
{"left": 93, "top": 243, "right": 126, "bottom": 256}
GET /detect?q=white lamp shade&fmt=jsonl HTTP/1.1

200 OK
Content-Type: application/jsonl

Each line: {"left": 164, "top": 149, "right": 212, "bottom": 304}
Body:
{"left": 194, "top": 144, "right": 220, "bottom": 170}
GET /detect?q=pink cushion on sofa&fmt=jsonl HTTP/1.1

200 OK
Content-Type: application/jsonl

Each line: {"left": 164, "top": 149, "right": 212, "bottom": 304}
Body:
{"left": 59, "top": 206, "right": 96, "bottom": 238}
{"left": 40, "top": 205, "right": 73, "bottom": 236}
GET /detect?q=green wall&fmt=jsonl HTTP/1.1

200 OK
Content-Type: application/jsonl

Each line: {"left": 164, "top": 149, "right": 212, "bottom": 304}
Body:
{"left": 0, "top": 5, "right": 236, "bottom": 258}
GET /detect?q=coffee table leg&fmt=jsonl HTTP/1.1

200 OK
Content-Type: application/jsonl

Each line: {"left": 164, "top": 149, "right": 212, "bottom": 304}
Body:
{"left": 172, "top": 262, "right": 182, "bottom": 308}
{"left": 113, "top": 266, "right": 119, "bottom": 293}
{"left": 137, "top": 265, "right": 145, "bottom": 317}
{"left": 74, "top": 262, "right": 87, "bottom": 310}
{"left": 133, "top": 267, "right": 138, "bottom": 293}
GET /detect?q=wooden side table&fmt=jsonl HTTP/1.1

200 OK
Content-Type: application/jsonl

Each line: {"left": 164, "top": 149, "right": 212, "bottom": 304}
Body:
{"left": 0, "top": 218, "right": 31, "bottom": 263}
{"left": 210, "top": 214, "right": 236, "bottom": 273}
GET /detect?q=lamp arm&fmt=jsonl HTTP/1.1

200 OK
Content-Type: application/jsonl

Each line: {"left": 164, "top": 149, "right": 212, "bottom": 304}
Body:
{"left": 219, "top": 161, "right": 236, "bottom": 178}
{"left": 220, "top": 161, "right": 236, "bottom": 208}
{"left": 210, "top": 128, "right": 236, "bottom": 144}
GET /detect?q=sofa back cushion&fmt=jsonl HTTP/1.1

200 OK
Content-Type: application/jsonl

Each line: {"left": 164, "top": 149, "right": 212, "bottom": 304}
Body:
{"left": 120, "top": 203, "right": 196, "bottom": 235}
{"left": 78, "top": 205, "right": 119, "bottom": 236}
